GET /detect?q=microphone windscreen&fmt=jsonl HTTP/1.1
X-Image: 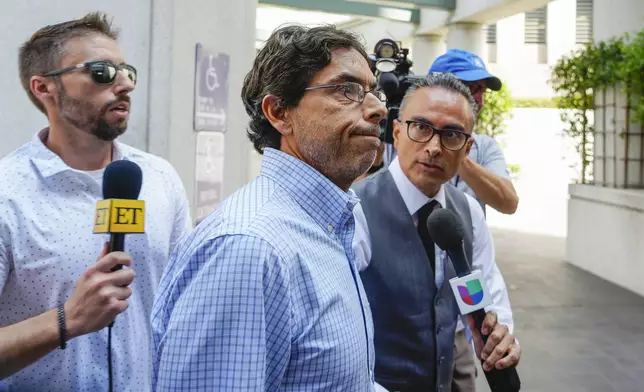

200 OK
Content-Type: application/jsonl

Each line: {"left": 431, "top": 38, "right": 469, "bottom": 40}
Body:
{"left": 378, "top": 72, "right": 399, "bottom": 98}
{"left": 102, "top": 160, "right": 142, "bottom": 200}
{"left": 426, "top": 208, "right": 465, "bottom": 250}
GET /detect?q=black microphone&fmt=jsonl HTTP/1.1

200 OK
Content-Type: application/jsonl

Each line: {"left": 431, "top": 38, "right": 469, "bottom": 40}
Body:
{"left": 93, "top": 160, "right": 144, "bottom": 271}
{"left": 91, "top": 160, "right": 145, "bottom": 392}
{"left": 426, "top": 208, "right": 521, "bottom": 392}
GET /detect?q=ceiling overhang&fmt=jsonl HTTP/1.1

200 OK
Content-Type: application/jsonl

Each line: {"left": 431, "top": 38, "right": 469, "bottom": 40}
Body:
{"left": 257, "top": 0, "right": 449, "bottom": 23}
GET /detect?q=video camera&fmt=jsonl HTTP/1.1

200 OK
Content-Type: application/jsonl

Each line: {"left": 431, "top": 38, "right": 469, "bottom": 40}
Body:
{"left": 370, "top": 39, "right": 425, "bottom": 144}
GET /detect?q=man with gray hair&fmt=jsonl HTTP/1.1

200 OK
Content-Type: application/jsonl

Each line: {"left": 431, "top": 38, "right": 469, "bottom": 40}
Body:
{"left": 352, "top": 73, "right": 520, "bottom": 391}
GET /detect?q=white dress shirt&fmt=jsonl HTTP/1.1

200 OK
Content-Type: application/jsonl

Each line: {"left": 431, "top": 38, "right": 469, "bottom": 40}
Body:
{"left": 352, "top": 157, "right": 514, "bottom": 334}
{"left": 0, "top": 128, "right": 192, "bottom": 391}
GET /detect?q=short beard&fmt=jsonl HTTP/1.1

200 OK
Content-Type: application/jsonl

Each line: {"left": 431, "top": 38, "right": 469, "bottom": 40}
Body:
{"left": 57, "top": 82, "right": 128, "bottom": 141}
{"left": 298, "top": 125, "right": 377, "bottom": 190}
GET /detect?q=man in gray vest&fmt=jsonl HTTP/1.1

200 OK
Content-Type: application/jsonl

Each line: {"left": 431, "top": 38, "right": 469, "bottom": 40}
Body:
{"left": 352, "top": 73, "right": 521, "bottom": 392}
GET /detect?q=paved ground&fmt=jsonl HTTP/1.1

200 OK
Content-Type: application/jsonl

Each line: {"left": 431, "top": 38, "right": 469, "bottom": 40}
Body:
{"left": 473, "top": 228, "right": 644, "bottom": 392}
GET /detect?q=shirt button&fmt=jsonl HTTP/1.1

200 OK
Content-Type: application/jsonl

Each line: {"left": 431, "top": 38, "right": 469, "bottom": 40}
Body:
{"left": 439, "top": 356, "right": 445, "bottom": 364}
{"left": 327, "top": 225, "right": 334, "bottom": 232}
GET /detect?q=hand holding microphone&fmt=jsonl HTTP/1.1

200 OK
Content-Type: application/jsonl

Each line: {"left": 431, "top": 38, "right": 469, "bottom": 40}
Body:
{"left": 92, "top": 160, "right": 145, "bottom": 392}
{"left": 426, "top": 208, "right": 521, "bottom": 392}
{"left": 63, "top": 242, "right": 135, "bottom": 338}
{"left": 467, "top": 310, "right": 521, "bottom": 373}
{"left": 59, "top": 160, "right": 144, "bottom": 341}
{"left": 92, "top": 159, "right": 145, "bottom": 326}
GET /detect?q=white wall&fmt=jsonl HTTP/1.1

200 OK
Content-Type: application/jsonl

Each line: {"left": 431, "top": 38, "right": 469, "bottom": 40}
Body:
{"left": 447, "top": 0, "right": 552, "bottom": 26}
{"left": 593, "top": 0, "right": 644, "bottom": 42}
{"left": 486, "top": 0, "right": 577, "bottom": 99}
{"left": 546, "top": 0, "right": 576, "bottom": 66}
{"left": 446, "top": 23, "right": 485, "bottom": 58}
{"left": 486, "top": 108, "right": 579, "bottom": 238}
{"left": 567, "top": 185, "right": 644, "bottom": 297}
{"left": 162, "top": 0, "right": 257, "bottom": 222}
{"left": 410, "top": 34, "right": 446, "bottom": 76}
{"left": 566, "top": 0, "right": 644, "bottom": 298}
{"left": 0, "top": 0, "right": 258, "bottom": 223}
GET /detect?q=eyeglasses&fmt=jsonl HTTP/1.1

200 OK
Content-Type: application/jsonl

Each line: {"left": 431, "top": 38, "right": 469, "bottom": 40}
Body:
{"left": 404, "top": 120, "right": 471, "bottom": 151}
{"left": 304, "top": 82, "right": 386, "bottom": 103}
{"left": 43, "top": 60, "right": 137, "bottom": 85}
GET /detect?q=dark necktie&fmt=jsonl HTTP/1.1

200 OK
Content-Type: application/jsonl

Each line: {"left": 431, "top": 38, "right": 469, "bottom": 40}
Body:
{"left": 417, "top": 200, "right": 439, "bottom": 273}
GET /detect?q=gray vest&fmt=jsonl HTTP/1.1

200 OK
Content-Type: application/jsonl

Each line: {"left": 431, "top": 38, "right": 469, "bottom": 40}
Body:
{"left": 353, "top": 169, "right": 474, "bottom": 392}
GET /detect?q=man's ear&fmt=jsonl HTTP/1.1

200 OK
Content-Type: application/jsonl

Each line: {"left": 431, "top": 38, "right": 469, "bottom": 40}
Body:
{"left": 464, "top": 136, "right": 474, "bottom": 155}
{"left": 262, "top": 95, "right": 292, "bottom": 136}
{"left": 30, "top": 75, "right": 56, "bottom": 111}
{"left": 392, "top": 119, "right": 401, "bottom": 150}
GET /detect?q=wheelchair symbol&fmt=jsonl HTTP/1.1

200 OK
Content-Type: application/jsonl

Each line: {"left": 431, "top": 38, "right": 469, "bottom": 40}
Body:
{"left": 205, "top": 54, "right": 220, "bottom": 92}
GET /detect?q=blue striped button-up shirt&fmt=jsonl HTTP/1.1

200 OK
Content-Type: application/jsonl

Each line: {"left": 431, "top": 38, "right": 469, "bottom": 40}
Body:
{"left": 151, "top": 148, "right": 375, "bottom": 391}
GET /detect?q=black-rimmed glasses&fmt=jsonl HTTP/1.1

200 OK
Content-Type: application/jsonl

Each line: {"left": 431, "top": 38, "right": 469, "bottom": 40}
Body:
{"left": 43, "top": 60, "right": 137, "bottom": 85}
{"left": 304, "top": 82, "right": 386, "bottom": 103}
{"left": 404, "top": 120, "right": 471, "bottom": 151}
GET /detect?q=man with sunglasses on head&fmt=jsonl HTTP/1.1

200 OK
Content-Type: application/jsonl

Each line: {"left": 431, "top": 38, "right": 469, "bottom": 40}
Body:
{"left": 352, "top": 73, "right": 520, "bottom": 392}
{"left": 429, "top": 49, "right": 519, "bottom": 216}
{"left": 0, "top": 12, "right": 190, "bottom": 391}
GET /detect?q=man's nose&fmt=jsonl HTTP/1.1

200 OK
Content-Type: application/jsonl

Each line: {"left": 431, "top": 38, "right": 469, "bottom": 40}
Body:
{"left": 113, "top": 70, "right": 136, "bottom": 95}
{"left": 363, "top": 92, "right": 387, "bottom": 123}
{"left": 425, "top": 133, "right": 442, "bottom": 156}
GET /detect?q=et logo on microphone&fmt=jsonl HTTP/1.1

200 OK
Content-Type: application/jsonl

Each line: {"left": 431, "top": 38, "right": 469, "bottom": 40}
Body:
{"left": 448, "top": 270, "right": 493, "bottom": 315}
{"left": 93, "top": 199, "right": 145, "bottom": 234}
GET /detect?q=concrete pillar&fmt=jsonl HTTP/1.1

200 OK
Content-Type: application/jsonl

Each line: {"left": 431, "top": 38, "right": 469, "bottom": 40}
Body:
{"left": 547, "top": 0, "right": 576, "bottom": 66}
{"left": 411, "top": 34, "right": 446, "bottom": 75}
{"left": 446, "top": 22, "right": 485, "bottom": 59}
{"left": 159, "top": 0, "right": 257, "bottom": 223}
{"left": 593, "top": 0, "right": 644, "bottom": 42}
{"left": 495, "top": 13, "right": 525, "bottom": 66}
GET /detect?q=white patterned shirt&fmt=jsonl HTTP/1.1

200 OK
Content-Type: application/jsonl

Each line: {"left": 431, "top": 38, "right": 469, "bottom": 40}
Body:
{"left": 0, "top": 128, "right": 191, "bottom": 392}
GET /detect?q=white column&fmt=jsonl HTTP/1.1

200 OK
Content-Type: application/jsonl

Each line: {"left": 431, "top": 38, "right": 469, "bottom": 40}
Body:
{"left": 547, "top": 0, "right": 576, "bottom": 66}
{"left": 411, "top": 34, "right": 446, "bottom": 75}
{"left": 446, "top": 22, "right": 485, "bottom": 59}
{"left": 159, "top": 0, "right": 258, "bottom": 222}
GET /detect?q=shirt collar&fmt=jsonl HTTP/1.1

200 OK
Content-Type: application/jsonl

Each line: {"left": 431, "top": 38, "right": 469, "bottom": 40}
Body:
{"left": 388, "top": 155, "right": 446, "bottom": 216}
{"left": 260, "top": 148, "right": 359, "bottom": 231}
{"left": 28, "top": 128, "right": 136, "bottom": 178}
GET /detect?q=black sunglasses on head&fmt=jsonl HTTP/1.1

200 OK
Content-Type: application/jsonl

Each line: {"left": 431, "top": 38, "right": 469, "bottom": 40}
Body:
{"left": 43, "top": 60, "right": 137, "bottom": 85}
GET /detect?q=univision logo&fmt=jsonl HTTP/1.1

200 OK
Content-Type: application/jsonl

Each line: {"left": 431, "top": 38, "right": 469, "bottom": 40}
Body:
{"left": 457, "top": 278, "right": 484, "bottom": 305}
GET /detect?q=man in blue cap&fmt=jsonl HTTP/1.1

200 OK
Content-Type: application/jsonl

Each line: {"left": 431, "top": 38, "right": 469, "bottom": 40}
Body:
{"left": 428, "top": 49, "right": 519, "bottom": 217}
{"left": 428, "top": 49, "right": 519, "bottom": 392}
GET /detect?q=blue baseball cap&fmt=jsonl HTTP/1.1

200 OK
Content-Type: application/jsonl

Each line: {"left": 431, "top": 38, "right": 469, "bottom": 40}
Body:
{"left": 428, "top": 49, "right": 502, "bottom": 91}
